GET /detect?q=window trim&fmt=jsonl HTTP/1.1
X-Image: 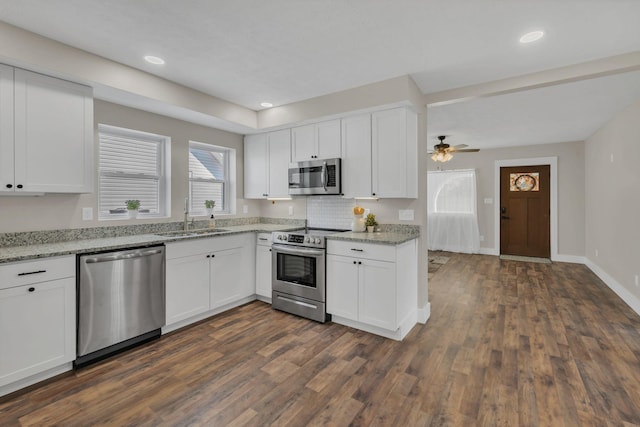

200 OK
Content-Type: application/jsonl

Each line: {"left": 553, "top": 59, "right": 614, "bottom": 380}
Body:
{"left": 188, "top": 141, "right": 236, "bottom": 216}
{"left": 97, "top": 124, "right": 171, "bottom": 220}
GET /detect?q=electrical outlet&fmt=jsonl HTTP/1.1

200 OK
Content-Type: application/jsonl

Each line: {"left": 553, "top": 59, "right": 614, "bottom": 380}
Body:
{"left": 595, "top": 249, "right": 599, "bottom": 257}
{"left": 288, "top": 206, "right": 294, "bottom": 216}
{"left": 484, "top": 198, "right": 493, "bottom": 204}
{"left": 364, "top": 208, "right": 370, "bottom": 216}
{"left": 610, "top": 153, "right": 614, "bottom": 163}
{"left": 243, "top": 205, "right": 248, "bottom": 214}
{"left": 635, "top": 275, "right": 639, "bottom": 288}
{"left": 82, "top": 207, "right": 93, "bottom": 220}
{"left": 479, "top": 235, "right": 484, "bottom": 242}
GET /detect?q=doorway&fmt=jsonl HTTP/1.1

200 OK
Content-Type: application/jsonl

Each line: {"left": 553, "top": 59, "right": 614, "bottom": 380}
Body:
{"left": 500, "top": 165, "right": 551, "bottom": 258}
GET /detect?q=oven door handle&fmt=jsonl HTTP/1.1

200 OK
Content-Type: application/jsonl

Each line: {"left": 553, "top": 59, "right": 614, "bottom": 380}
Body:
{"left": 272, "top": 244, "right": 325, "bottom": 257}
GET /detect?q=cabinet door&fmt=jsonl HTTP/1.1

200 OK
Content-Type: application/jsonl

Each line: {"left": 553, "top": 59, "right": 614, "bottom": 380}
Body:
{"left": 326, "top": 255, "right": 359, "bottom": 321}
{"left": 255, "top": 244, "right": 272, "bottom": 298}
{"left": 244, "top": 133, "right": 268, "bottom": 198}
{"left": 359, "top": 259, "right": 396, "bottom": 330}
{"left": 165, "top": 254, "right": 211, "bottom": 325}
{"left": 316, "top": 119, "right": 341, "bottom": 159}
{"left": 0, "top": 64, "right": 14, "bottom": 193}
{"left": 14, "top": 69, "right": 93, "bottom": 193}
{"left": 210, "top": 247, "right": 244, "bottom": 309}
{"left": 341, "top": 114, "right": 372, "bottom": 198}
{"left": 267, "top": 129, "right": 291, "bottom": 198}
{"left": 291, "top": 124, "right": 316, "bottom": 162}
{"left": 0, "top": 278, "right": 75, "bottom": 388}
{"left": 372, "top": 108, "right": 407, "bottom": 198}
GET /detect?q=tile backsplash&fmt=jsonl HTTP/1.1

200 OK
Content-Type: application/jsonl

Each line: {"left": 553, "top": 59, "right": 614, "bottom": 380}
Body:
{"left": 306, "top": 197, "right": 356, "bottom": 230}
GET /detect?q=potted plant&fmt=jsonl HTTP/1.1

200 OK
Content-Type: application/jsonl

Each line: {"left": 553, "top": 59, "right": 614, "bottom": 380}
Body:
{"left": 365, "top": 213, "right": 378, "bottom": 232}
{"left": 204, "top": 200, "right": 215, "bottom": 215}
{"left": 125, "top": 199, "right": 140, "bottom": 219}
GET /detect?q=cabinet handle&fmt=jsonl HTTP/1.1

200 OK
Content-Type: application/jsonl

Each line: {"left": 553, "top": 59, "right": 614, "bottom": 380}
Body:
{"left": 372, "top": 192, "right": 376, "bottom": 196}
{"left": 259, "top": 237, "right": 268, "bottom": 241}
{"left": 28, "top": 287, "right": 35, "bottom": 292}
{"left": 353, "top": 261, "right": 356, "bottom": 264}
{"left": 269, "top": 249, "right": 272, "bottom": 252}
{"left": 16, "top": 184, "right": 23, "bottom": 189}
{"left": 5, "top": 184, "right": 12, "bottom": 189}
{"left": 18, "top": 270, "right": 47, "bottom": 276}
{"left": 211, "top": 254, "right": 215, "bottom": 258}
{"left": 358, "top": 261, "right": 362, "bottom": 265}
{"left": 350, "top": 248, "right": 363, "bottom": 252}
{"left": 206, "top": 255, "right": 211, "bottom": 258}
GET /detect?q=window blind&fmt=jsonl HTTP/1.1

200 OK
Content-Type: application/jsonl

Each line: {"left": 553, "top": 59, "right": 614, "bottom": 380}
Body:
{"left": 189, "top": 143, "right": 229, "bottom": 214}
{"left": 98, "top": 125, "right": 167, "bottom": 217}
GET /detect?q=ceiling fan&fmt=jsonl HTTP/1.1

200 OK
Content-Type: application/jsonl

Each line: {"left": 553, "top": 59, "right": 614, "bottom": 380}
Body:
{"left": 429, "top": 135, "right": 480, "bottom": 162}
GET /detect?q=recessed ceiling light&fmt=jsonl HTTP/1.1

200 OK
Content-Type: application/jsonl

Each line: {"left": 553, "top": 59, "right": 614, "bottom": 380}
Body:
{"left": 144, "top": 55, "right": 165, "bottom": 65}
{"left": 260, "top": 102, "right": 273, "bottom": 108}
{"left": 519, "top": 30, "right": 544, "bottom": 44}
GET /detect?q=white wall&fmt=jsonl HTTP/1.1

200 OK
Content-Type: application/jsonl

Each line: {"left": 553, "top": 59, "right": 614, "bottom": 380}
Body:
{"left": 585, "top": 98, "right": 640, "bottom": 309}
{"left": 0, "top": 100, "right": 261, "bottom": 233}
{"left": 426, "top": 140, "right": 586, "bottom": 258}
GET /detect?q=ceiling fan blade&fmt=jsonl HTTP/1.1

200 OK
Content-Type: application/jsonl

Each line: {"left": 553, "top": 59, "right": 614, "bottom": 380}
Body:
{"left": 451, "top": 148, "right": 480, "bottom": 153}
{"left": 452, "top": 144, "right": 468, "bottom": 149}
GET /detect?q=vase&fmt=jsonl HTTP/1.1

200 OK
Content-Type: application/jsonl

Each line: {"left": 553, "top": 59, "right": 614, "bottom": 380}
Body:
{"left": 367, "top": 226, "right": 374, "bottom": 233}
{"left": 351, "top": 216, "right": 366, "bottom": 232}
{"left": 127, "top": 209, "right": 138, "bottom": 219}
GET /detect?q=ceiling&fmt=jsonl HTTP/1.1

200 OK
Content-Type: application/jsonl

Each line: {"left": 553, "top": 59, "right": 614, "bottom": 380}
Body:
{"left": 1, "top": 0, "right": 640, "bottom": 147}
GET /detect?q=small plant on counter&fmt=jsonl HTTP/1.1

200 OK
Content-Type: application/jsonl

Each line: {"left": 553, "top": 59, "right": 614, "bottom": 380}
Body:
{"left": 204, "top": 200, "right": 216, "bottom": 209}
{"left": 125, "top": 199, "right": 140, "bottom": 210}
{"left": 365, "top": 213, "right": 378, "bottom": 227}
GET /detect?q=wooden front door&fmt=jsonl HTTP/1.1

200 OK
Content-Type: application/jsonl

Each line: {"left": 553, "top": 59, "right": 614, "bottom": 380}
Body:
{"left": 500, "top": 165, "right": 550, "bottom": 258}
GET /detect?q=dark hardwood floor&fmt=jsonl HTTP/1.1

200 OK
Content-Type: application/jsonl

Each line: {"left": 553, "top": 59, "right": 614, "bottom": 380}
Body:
{"left": 2, "top": 253, "right": 640, "bottom": 426}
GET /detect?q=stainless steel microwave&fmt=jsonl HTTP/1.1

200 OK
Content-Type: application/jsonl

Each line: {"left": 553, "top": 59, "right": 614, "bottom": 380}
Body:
{"left": 288, "top": 158, "right": 341, "bottom": 195}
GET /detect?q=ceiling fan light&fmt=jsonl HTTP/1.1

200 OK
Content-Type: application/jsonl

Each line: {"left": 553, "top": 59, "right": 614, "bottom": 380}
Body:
{"left": 443, "top": 153, "right": 453, "bottom": 162}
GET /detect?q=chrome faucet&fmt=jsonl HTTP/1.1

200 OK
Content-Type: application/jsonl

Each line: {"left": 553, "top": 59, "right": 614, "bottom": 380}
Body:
{"left": 184, "top": 196, "right": 189, "bottom": 232}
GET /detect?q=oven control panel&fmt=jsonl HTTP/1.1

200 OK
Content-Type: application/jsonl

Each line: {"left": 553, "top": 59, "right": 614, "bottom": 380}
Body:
{"left": 272, "top": 232, "right": 326, "bottom": 248}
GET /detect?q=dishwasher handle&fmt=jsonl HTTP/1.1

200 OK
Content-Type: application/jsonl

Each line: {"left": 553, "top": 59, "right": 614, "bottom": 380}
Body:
{"left": 84, "top": 248, "right": 163, "bottom": 264}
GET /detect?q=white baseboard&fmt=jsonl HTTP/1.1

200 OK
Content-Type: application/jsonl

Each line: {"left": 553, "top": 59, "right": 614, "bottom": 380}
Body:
{"left": 163, "top": 295, "right": 257, "bottom": 334}
{"left": 331, "top": 310, "right": 417, "bottom": 341}
{"left": 417, "top": 302, "right": 431, "bottom": 324}
{"left": 478, "top": 247, "right": 499, "bottom": 256}
{"left": 553, "top": 254, "right": 586, "bottom": 264}
{"left": 585, "top": 258, "right": 640, "bottom": 316}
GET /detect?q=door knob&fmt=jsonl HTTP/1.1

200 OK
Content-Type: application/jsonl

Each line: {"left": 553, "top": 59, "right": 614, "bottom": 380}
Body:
{"left": 501, "top": 216, "right": 510, "bottom": 220}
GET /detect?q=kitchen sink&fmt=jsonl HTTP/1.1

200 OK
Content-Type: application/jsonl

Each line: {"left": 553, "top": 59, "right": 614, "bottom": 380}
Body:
{"left": 155, "top": 228, "right": 229, "bottom": 237}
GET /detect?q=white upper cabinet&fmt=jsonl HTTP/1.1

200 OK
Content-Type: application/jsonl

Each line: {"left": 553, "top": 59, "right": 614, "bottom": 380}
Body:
{"left": 0, "top": 64, "right": 14, "bottom": 194}
{"left": 371, "top": 107, "right": 417, "bottom": 198}
{"left": 243, "top": 133, "right": 268, "bottom": 198}
{"left": 341, "top": 114, "right": 372, "bottom": 198}
{"left": 243, "top": 130, "right": 291, "bottom": 199}
{"left": 291, "top": 119, "right": 341, "bottom": 162}
{"left": 0, "top": 67, "right": 93, "bottom": 194}
{"left": 267, "top": 129, "right": 291, "bottom": 198}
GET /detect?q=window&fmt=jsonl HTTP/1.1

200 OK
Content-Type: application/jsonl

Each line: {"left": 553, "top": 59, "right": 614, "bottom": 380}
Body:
{"left": 427, "top": 169, "right": 480, "bottom": 253}
{"left": 98, "top": 124, "right": 170, "bottom": 219}
{"left": 427, "top": 169, "right": 477, "bottom": 214}
{"left": 189, "top": 141, "right": 234, "bottom": 215}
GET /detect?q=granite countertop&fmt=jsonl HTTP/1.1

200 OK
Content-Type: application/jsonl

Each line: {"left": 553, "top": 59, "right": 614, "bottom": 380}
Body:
{"left": 327, "top": 231, "right": 419, "bottom": 245}
{"left": 0, "top": 224, "right": 419, "bottom": 264}
{"left": 0, "top": 223, "right": 303, "bottom": 264}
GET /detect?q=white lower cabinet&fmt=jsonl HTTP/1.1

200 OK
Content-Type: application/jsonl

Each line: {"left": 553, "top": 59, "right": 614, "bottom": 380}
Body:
{"left": 326, "top": 239, "right": 417, "bottom": 340}
{"left": 255, "top": 233, "right": 273, "bottom": 300}
{"left": 165, "top": 233, "right": 256, "bottom": 330}
{"left": 0, "top": 256, "right": 76, "bottom": 396}
{"left": 165, "top": 253, "right": 211, "bottom": 325}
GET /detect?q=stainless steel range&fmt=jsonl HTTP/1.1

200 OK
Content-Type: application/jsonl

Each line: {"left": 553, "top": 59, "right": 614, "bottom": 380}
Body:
{"left": 271, "top": 228, "right": 341, "bottom": 323}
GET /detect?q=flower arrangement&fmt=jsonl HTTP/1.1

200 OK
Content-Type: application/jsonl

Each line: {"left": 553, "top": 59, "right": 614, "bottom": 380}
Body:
{"left": 205, "top": 200, "right": 216, "bottom": 209}
{"left": 365, "top": 213, "right": 378, "bottom": 228}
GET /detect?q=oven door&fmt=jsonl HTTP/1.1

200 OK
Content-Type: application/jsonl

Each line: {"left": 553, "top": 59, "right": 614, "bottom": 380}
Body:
{"left": 272, "top": 244, "right": 326, "bottom": 302}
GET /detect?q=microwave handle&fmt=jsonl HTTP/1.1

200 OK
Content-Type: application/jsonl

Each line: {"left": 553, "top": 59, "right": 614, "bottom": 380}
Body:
{"left": 322, "top": 161, "right": 328, "bottom": 192}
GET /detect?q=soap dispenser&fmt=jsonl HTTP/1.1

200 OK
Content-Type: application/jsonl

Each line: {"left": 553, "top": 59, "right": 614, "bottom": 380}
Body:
{"left": 209, "top": 214, "right": 216, "bottom": 229}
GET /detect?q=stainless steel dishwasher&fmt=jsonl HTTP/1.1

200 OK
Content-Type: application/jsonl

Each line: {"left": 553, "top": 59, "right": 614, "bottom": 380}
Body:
{"left": 76, "top": 245, "right": 165, "bottom": 366}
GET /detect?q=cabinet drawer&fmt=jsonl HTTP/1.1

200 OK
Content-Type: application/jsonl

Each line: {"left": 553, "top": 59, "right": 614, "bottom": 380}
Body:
{"left": 166, "top": 234, "right": 250, "bottom": 259}
{"left": 0, "top": 255, "right": 75, "bottom": 290}
{"left": 256, "top": 233, "right": 272, "bottom": 246}
{"left": 327, "top": 240, "right": 396, "bottom": 262}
